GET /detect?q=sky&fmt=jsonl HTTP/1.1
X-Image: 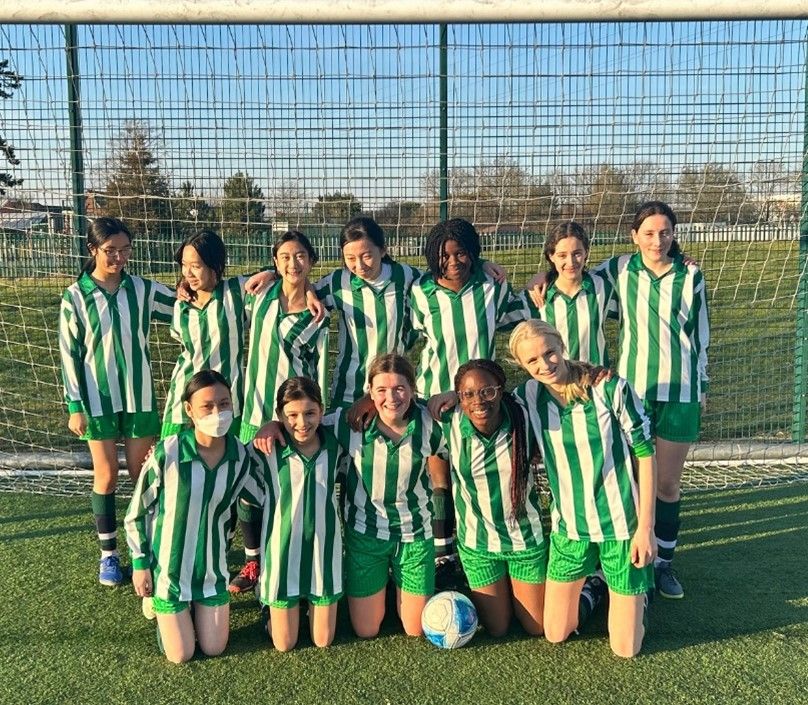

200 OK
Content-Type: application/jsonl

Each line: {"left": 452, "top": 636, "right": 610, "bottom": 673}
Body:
{"left": 0, "top": 21, "right": 805, "bottom": 211}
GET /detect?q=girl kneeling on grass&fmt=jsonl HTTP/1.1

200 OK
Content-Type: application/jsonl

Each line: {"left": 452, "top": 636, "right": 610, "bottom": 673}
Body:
{"left": 125, "top": 370, "right": 260, "bottom": 664}
{"left": 331, "top": 354, "right": 447, "bottom": 638}
{"left": 439, "top": 359, "right": 547, "bottom": 638}
{"left": 509, "top": 320, "right": 656, "bottom": 658}
{"left": 252, "top": 377, "right": 348, "bottom": 651}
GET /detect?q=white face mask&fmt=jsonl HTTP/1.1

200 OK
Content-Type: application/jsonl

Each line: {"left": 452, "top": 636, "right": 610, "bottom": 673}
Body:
{"left": 195, "top": 409, "right": 233, "bottom": 438}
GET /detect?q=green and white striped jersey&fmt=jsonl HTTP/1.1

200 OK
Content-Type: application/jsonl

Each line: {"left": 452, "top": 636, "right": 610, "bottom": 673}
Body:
{"left": 59, "top": 271, "right": 174, "bottom": 417}
{"left": 124, "top": 430, "right": 261, "bottom": 602}
{"left": 439, "top": 406, "right": 544, "bottom": 553}
{"left": 252, "top": 429, "right": 348, "bottom": 603}
{"left": 596, "top": 253, "right": 710, "bottom": 403}
{"left": 315, "top": 262, "right": 420, "bottom": 408}
{"left": 241, "top": 279, "right": 330, "bottom": 430}
{"left": 524, "top": 270, "right": 617, "bottom": 366}
{"left": 329, "top": 404, "right": 446, "bottom": 542}
{"left": 410, "top": 267, "right": 530, "bottom": 397}
{"left": 514, "top": 376, "right": 654, "bottom": 542}
{"left": 163, "top": 276, "right": 248, "bottom": 429}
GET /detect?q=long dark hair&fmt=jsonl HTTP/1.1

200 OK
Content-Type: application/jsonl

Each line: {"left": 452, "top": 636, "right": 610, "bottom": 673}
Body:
{"left": 423, "top": 218, "right": 481, "bottom": 279}
{"left": 82, "top": 217, "right": 132, "bottom": 275}
{"left": 174, "top": 230, "right": 227, "bottom": 284}
{"left": 454, "top": 359, "right": 530, "bottom": 522}
{"left": 543, "top": 221, "right": 590, "bottom": 288}
{"left": 631, "top": 200, "right": 681, "bottom": 258}
{"left": 340, "top": 217, "right": 394, "bottom": 264}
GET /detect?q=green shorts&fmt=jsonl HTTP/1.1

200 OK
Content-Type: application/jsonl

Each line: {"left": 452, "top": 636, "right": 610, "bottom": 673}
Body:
{"left": 457, "top": 541, "right": 548, "bottom": 590}
{"left": 82, "top": 410, "right": 160, "bottom": 442}
{"left": 161, "top": 416, "right": 242, "bottom": 440}
{"left": 547, "top": 533, "right": 654, "bottom": 596}
{"left": 152, "top": 590, "right": 230, "bottom": 615}
{"left": 267, "top": 594, "right": 342, "bottom": 609}
{"left": 344, "top": 526, "right": 435, "bottom": 598}
{"left": 643, "top": 399, "right": 701, "bottom": 443}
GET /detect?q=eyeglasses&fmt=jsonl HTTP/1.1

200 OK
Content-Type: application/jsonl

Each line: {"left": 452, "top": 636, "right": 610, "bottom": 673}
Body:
{"left": 458, "top": 385, "right": 502, "bottom": 402}
{"left": 98, "top": 246, "right": 132, "bottom": 258}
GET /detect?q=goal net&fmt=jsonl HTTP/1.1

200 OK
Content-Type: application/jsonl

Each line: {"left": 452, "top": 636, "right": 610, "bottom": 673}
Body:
{"left": 1, "top": 20, "right": 806, "bottom": 495}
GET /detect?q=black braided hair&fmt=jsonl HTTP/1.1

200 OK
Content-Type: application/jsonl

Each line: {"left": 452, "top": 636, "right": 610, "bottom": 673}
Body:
{"left": 423, "top": 218, "right": 481, "bottom": 279}
{"left": 454, "top": 359, "right": 530, "bottom": 523}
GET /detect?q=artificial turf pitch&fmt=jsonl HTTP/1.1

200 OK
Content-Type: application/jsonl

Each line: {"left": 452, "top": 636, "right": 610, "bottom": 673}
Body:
{"left": 2, "top": 483, "right": 807, "bottom": 705}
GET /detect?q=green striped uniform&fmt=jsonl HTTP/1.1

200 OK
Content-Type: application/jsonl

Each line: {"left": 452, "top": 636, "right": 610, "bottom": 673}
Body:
{"left": 252, "top": 429, "right": 348, "bottom": 603}
{"left": 410, "top": 267, "right": 530, "bottom": 397}
{"left": 59, "top": 271, "right": 174, "bottom": 417}
{"left": 241, "top": 279, "right": 330, "bottom": 431}
{"left": 329, "top": 404, "right": 446, "bottom": 542}
{"left": 315, "top": 262, "right": 420, "bottom": 407}
{"left": 124, "top": 430, "right": 261, "bottom": 602}
{"left": 524, "top": 270, "right": 617, "bottom": 366}
{"left": 597, "top": 253, "right": 710, "bottom": 403}
{"left": 439, "top": 406, "right": 544, "bottom": 553}
{"left": 163, "top": 276, "right": 248, "bottom": 429}
{"left": 514, "top": 376, "right": 654, "bottom": 542}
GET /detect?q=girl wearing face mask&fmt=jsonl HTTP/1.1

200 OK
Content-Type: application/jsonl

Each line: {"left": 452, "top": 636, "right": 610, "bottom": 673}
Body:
{"left": 125, "top": 370, "right": 261, "bottom": 664}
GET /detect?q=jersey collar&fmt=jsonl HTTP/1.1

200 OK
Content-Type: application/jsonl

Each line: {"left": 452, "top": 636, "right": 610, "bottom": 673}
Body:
{"left": 178, "top": 427, "right": 239, "bottom": 464}
{"left": 458, "top": 404, "right": 512, "bottom": 440}
{"left": 78, "top": 270, "right": 132, "bottom": 295}
{"left": 420, "top": 264, "right": 484, "bottom": 297}
{"left": 546, "top": 271, "right": 595, "bottom": 303}
{"left": 365, "top": 405, "right": 418, "bottom": 445}
{"left": 627, "top": 252, "right": 686, "bottom": 277}
{"left": 350, "top": 262, "right": 393, "bottom": 292}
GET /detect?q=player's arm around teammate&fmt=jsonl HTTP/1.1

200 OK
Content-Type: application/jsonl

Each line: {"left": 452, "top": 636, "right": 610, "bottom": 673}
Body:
{"left": 124, "top": 370, "right": 261, "bottom": 664}
{"left": 438, "top": 360, "right": 547, "bottom": 638}
{"left": 250, "top": 377, "right": 346, "bottom": 651}
{"left": 58, "top": 217, "right": 174, "bottom": 587}
{"left": 510, "top": 320, "right": 656, "bottom": 658}
{"left": 331, "top": 354, "right": 446, "bottom": 638}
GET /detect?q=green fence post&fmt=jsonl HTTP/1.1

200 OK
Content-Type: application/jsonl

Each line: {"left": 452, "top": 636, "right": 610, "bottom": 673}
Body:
{"left": 793, "top": 43, "right": 808, "bottom": 443}
{"left": 439, "top": 23, "right": 448, "bottom": 223}
{"left": 65, "top": 24, "right": 85, "bottom": 261}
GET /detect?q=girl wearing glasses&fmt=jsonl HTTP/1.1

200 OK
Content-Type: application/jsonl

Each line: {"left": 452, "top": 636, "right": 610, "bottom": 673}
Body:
{"left": 437, "top": 359, "right": 546, "bottom": 638}
{"left": 58, "top": 217, "right": 174, "bottom": 587}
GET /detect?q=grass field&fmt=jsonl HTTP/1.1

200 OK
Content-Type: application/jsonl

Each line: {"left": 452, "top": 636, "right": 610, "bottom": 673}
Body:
{"left": 2, "top": 482, "right": 807, "bottom": 705}
{"left": 0, "top": 239, "right": 802, "bottom": 457}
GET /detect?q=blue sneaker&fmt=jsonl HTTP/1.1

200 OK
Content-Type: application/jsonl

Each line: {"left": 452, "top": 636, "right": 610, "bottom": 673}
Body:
{"left": 99, "top": 555, "right": 124, "bottom": 586}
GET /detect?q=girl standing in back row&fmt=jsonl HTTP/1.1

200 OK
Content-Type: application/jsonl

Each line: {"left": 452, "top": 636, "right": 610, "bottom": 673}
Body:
{"left": 59, "top": 217, "right": 174, "bottom": 587}
{"left": 594, "top": 201, "right": 709, "bottom": 599}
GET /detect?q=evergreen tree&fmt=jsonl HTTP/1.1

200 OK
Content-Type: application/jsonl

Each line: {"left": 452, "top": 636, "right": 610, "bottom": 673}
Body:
{"left": 0, "top": 60, "right": 23, "bottom": 196}
{"left": 220, "top": 172, "right": 266, "bottom": 237}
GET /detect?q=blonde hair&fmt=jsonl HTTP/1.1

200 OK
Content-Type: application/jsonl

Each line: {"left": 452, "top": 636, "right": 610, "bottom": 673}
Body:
{"left": 508, "top": 320, "right": 595, "bottom": 404}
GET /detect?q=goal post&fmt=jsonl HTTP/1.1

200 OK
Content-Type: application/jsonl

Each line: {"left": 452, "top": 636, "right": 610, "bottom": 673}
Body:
{"left": 1, "top": 15, "right": 807, "bottom": 495}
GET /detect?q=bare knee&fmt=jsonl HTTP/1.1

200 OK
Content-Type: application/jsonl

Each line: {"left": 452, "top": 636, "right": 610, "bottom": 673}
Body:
{"left": 402, "top": 618, "right": 423, "bottom": 637}
{"left": 352, "top": 619, "right": 381, "bottom": 639}
{"left": 312, "top": 631, "right": 334, "bottom": 648}
{"left": 273, "top": 635, "right": 298, "bottom": 652}
{"left": 198, "top": 634, "right": 228, "bottom": 657}
{"left": 544, "top": 619, "right": 573, "bottom": 644}
{"left": 610, "top": 634, "right": 642, "bottom": 659}
{"left": 164, "top": 643, "right": 195, "bottom": 664}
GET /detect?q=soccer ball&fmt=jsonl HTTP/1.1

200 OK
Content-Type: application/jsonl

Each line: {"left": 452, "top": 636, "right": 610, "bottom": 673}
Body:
{"left": 421, "top": 590, "right": 478, "bottom": 649}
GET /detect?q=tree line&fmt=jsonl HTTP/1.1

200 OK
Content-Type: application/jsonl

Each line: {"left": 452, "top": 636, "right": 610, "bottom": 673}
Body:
{"left": 11, "top": 120, "right": 804, "bottom": 239}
